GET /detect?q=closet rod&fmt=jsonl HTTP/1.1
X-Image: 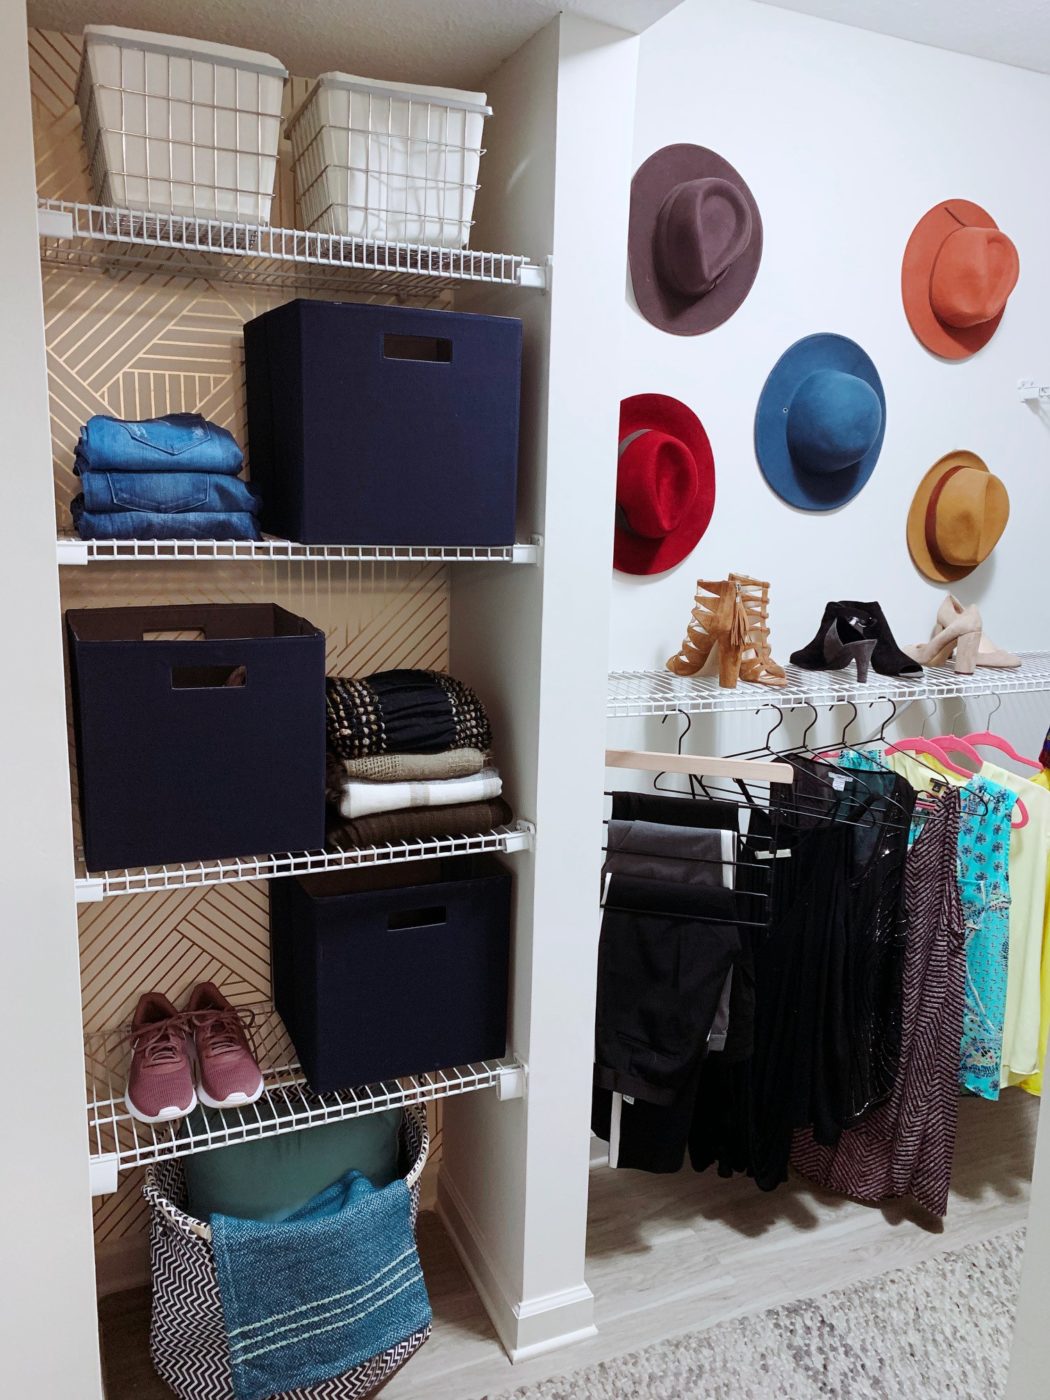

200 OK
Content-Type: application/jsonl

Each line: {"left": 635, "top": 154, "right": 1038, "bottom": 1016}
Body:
{"left": 605, "top": 748, "right": 794, "bottom": 785}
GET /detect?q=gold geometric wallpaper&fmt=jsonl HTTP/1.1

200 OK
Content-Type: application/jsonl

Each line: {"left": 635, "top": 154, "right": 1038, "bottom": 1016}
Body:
{"left": 31, "top": 28, "right": 451, "bottom": 1266}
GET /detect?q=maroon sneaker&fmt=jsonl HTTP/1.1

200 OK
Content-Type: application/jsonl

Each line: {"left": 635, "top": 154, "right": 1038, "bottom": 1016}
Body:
{"left": 125, "top": 993, "right": 196, "bottom": 1124}
{"left": 186, "top": 983, "right": 265, "bottom": 1110}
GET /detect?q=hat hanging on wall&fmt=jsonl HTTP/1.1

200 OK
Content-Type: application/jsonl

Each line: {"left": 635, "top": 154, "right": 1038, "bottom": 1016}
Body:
{"left": 628, "top": 144, "right": 763, "bottom": 336}
{"left": 902, "top": 200, "right": 1020, "bottom": 360}
{"left": 906, "top": 450, "right": 1009, "bottom": 582}
{"left": 615, "top": 393, "right": 715, "bottom": 575}
{"left": 754, "top": 333, "right": 886, "bottom": 511}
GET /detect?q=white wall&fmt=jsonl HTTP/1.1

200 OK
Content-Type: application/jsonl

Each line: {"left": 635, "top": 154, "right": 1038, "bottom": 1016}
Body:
{"left": 613, "top": 0, "right": 1050, "bottom": 721}
{"left": 0, "top": 4, "right": 102, "bottom": 1396}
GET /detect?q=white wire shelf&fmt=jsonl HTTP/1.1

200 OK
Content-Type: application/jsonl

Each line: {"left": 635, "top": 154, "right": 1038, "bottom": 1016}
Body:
{"left": 607, "top": 653, "right": 1050, "bottom": 717}
{"left": 75, "top": 821, "right": 534, "bottom": 902}
{"left": 85, "top": 1007, "right": 526, "bottom": 1194}
{"left": 38, "top": 200, "right": 547, "bottom": 295}
{"left": 56, "top": 533, "right": 541, "bottom": 566}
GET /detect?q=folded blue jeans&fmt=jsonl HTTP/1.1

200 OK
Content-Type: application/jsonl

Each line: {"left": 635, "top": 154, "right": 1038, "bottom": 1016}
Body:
{"left": 77, "top": 470, "right": 260, "bottom": 515}
{"left": 70, "top": 498, "right": 262, "bottom": 541}
{"left": 75, "top": 413, "right": 244, "bottom": 475}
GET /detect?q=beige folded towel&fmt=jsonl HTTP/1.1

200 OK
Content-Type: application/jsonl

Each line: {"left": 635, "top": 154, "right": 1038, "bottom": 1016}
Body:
{"left": 338, "top": 748, "right": 488, "bottom": 783}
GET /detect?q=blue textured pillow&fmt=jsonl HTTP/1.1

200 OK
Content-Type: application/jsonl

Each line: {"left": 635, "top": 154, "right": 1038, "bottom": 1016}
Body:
{"left": 182, "top": 1106, "right": 402, "bottom": 1223}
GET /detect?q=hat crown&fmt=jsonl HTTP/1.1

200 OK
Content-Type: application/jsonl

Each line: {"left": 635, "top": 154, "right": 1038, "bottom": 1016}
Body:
{"left": 654, "top": 177, "right": 753, "bottom": 299}
{"left": 617, "top": 429, "right": 698, "bottom": 539}
{"left": 930, "top": 225, "right": 1019, "bottom": 329}
{"left": 929, "top": 466, "right": 1009, "bottom": 567}
{"left": 786, "top": 370, "right": 883, "bottom": 477}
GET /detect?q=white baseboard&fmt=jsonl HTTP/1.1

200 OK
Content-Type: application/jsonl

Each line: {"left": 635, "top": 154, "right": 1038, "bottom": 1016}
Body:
{"left": 437, "top": 1173, "right": 597, "bottom": 1363}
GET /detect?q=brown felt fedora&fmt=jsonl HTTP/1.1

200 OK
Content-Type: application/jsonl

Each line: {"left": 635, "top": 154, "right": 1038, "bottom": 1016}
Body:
{"left": 629, "top": 144, "right": 762, "bottom": 336}
{"left": 902, "top": 200, "right": 1019, "bottom": 360}
{"left": 907, "top": 451, "right": 1009, "bottom": 582}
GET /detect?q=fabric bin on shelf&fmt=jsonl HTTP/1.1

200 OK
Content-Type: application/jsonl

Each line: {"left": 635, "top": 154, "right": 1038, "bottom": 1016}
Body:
{"left": 76, "top": 25, "right": 287, "bottom": 222}
{"left": 286, "top": 73, "right": 490, "bottom": 247}
{"left": 66, "top": 603, "right": 325, "bottom": 871}
{"left": 145, "top": 1106, "right": 430, "bottom": 1400}
{"left": 271, "top": 856, "right": 512, "bottom": 1093}
{"left": 244, "top": 298, "right": 521, "bottom": 546}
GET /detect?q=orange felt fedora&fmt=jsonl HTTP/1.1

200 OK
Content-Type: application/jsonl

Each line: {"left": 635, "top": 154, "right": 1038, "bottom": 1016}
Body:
{"left": 615, "top": 394, "right": 715, "bottom": 575}
{"left": 906, "top": 451, "right": 1009, "bottom": 582}
{"left": 902, "top": 200, "right": 1019, "bottom": 360}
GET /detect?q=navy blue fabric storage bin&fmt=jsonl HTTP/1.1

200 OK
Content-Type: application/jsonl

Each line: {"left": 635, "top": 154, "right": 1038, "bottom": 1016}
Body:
{"left": 270, "top": 857, "right": 511, "bottom": 1092}
{"left": 67, "top": 604, "right": 326, "bottom": 871}
{"left": 244, "top": 299, "right": 522, "bottom": 545}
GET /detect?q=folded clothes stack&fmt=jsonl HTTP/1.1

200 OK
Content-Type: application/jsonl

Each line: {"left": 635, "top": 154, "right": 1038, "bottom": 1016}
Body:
{"left": 69, "top": 412, "right": 262, "bottom": 541}
{"left": 325, "top": 669, "right": 510, "bottom": 845}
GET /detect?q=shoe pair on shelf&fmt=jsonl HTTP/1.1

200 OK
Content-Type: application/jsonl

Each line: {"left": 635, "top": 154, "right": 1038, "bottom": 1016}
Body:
{"left": 667, "top": 574, "right": 787, "bottom": 689}
{"left": 125, "top": 982, "right": 264, "bottom": 1125}
{"left": 791, "top": 600, "right": 920, "bottom": 682}
{"left": 903, "top": 594, "right": 1020, "bottom": 674}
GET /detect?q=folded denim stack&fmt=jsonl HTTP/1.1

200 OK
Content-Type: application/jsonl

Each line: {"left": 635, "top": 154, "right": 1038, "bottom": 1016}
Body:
{"left": 70, "top": 412, "right": 262, "bottom": 541}
{"left": 325, "top": 670, "right": 508, "bottom": 845}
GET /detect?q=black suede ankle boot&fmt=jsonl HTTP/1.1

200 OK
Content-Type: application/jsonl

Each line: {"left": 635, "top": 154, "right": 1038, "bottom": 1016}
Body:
{"left": 838, "top": 600, "right": 922, "bottom": 677}
{"left": 791, "top": 602, "right": 922, "bottom": 678}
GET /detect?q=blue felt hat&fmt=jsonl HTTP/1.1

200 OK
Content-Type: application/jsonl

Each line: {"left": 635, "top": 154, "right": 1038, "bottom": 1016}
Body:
{"left": 754, "top": 333, "right": 886, "bottom": 511}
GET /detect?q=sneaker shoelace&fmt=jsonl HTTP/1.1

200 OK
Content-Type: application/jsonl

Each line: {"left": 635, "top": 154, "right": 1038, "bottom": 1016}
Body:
{"left": 186, "top": 1006, "right": 258, "bottom": 1062}
{"left": 124, "top": 1014, "right": 191, "bottom": 1069}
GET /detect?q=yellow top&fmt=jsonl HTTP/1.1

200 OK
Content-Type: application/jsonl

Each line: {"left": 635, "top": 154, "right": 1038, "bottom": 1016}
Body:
{"left": 1013, "top": 767, "right": 1050, "bottom": 1097}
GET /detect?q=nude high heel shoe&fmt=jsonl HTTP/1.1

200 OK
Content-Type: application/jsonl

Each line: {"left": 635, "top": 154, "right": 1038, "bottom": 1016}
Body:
{"left": 904, "top": 600, "right": 983, "bottom": 673}
{"left": 936, "top": 594, "right": 1021, "bottom": 669}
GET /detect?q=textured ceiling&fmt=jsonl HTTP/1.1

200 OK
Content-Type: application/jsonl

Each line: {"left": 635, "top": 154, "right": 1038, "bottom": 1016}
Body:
{"left": 26, "top": 0, "right": 681, "bottom": 86}
{"left": 758, "top": 0, "right": 1050, "bottom": 75}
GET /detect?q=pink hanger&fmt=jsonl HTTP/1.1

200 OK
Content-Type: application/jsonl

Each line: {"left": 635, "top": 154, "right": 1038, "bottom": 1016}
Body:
{"left": 963, "top": 730, "right": 1041, "bottom": 770}
{"left": 885, "top": 736, "right": 1028, "bottom": 829}
{"left": 936, "top": 732, "right": 1029, "bottom": 828}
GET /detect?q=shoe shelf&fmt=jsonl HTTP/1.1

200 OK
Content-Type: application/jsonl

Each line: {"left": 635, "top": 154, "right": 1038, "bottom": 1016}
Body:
{"left": 56, "top": 533, "right": 542, "bottom": 566}
{"left": 74, "top": 821, "right": 535, "bottom": 903}
{"left": 38, "top": 200, "right": 548, "bottom": 297}
{"left": 607, "top": 652, "right": 1050, "bottom": 718}
{"left": 85, "top": 1007, "right": 527, "bottom": 1196}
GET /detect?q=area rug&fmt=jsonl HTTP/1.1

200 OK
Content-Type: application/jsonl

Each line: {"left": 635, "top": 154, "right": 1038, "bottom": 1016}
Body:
{"left": 487, "top": 1227, "right": 1024, "bottom": 1400}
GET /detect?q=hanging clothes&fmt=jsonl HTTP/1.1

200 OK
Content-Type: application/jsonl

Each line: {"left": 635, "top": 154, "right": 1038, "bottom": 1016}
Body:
{"left": 688, "top": 759, "right": 914, "bottom": 1192}
{"left": 1016, "top": 766, "right": 1050, "bottom": 1096}
{"left": 791, "top": 787, "right": 964, "bottom": 1219}
{"left": 838, "top": 747, "right": 1017, "bottom": 1101}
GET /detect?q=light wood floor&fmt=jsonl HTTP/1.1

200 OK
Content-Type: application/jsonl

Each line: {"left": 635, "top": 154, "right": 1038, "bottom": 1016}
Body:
{"left": 100, "top": 1092, "right": 1039, "bottom": 1400}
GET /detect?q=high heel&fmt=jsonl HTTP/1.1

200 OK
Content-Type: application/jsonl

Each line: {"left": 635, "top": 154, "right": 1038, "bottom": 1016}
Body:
{"left": 728, "top": 574, "right": 788, "bottom": 688}
{"left": 936, "top": 594, "right": 1021, "bottom": 669}
{"left": 821, "top": 618, "right": 877, "bottom": 682}
{"left": 666, "top": 579, "right": 746, "bottom": 683}
{"left": 904, "top": 601, "right": 982, "bottom": 672}
{"left": 791, "top": 601, "right": 920, "bottom": 678}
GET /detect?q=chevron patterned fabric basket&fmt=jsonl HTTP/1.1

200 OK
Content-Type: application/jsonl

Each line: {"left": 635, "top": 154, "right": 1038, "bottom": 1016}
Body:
{"left": 143, "top": 1106, "right": 430, "bottom": 1400}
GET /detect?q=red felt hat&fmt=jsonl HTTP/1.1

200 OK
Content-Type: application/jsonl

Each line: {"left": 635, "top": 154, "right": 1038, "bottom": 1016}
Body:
{"left": 615, "top": 394, "right": 715, "bottom": 575}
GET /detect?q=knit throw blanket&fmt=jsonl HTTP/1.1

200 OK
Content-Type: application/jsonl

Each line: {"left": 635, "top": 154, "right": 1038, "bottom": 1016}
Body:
{"left": 211, "top": 1172, "right": 430, "bottom": 1400}
{"left": 326, "top": 670, "right": 492, "bottom": 760}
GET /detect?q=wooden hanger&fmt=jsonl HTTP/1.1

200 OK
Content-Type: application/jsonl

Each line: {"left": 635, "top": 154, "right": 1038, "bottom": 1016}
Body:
{"left": 605, "top": 748, "right": 793, "bottom": 785}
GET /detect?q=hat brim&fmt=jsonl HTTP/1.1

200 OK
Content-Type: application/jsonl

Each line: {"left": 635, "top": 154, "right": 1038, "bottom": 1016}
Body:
{"left": 628, "top": 145, "right": 763, "bottom": 337}
{"left": 615, "top": 393, "right": 715, "bottom": 575}
{"left": 906, "top": 450, "right": 992, "bottom": 583}
{"left": 901, "top": 200, "right": 1006, "bottom": 360}
{"left": 753, "top": 333, "right": 886, "bottom": 512}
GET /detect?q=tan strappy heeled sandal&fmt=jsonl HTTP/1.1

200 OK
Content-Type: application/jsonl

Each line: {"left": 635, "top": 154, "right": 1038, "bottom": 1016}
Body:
{"left": 728, "top": 573, "right": 788, "bottom": 689}
{"left": 666, "top": 579, "right": 748, "bottom": 686}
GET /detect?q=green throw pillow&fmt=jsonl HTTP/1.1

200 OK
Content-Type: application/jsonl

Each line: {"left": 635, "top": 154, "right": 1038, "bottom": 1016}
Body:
{"left": 182, "top": 1105, "right": 402, "bottom": 1223}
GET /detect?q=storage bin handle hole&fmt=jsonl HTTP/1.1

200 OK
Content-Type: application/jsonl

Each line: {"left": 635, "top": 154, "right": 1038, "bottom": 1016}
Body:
{"left": 387, "top": 905, "right": 447, "bottom": 931}
{"left": 171, "top": 664, "right": 248, "bottom": 689}
{"left": 383, "top": 334, "right": 453, "bottom": 364}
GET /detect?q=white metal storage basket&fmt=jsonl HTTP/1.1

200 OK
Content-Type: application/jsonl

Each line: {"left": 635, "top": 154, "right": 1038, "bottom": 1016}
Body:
{"left": 76, "top": 25, "right": 288, "bottom": 223}
{"left": 143, "top": 1105, "right": 430, "bottom": 1400}
{"left": 287, "top": 73, "right": 491, "bottom": 247}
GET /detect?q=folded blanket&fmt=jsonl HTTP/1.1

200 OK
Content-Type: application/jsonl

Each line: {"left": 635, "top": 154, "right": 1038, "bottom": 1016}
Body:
{"left": 76, "top": 469, "right": 259, "bottom": 515}
{"left": 74, "top": 412, "right": 244, "bottom": 475}
{"left": 326, "top": 748, "right": 487, "bottom": 802}
{"left": 326, "top": 670, "right": 492, "bottom": 760}
{"left": 337, "top": 768, "right": 501, "bottom": 820}
{"left": 211, "top": 1170, "right": 430, "bottom": 1400}
{"left": 70, "top": 499, "right": 262, "bottom": 541}
{"left": 327, "top": 796, "right": 513, "bottom": 851}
